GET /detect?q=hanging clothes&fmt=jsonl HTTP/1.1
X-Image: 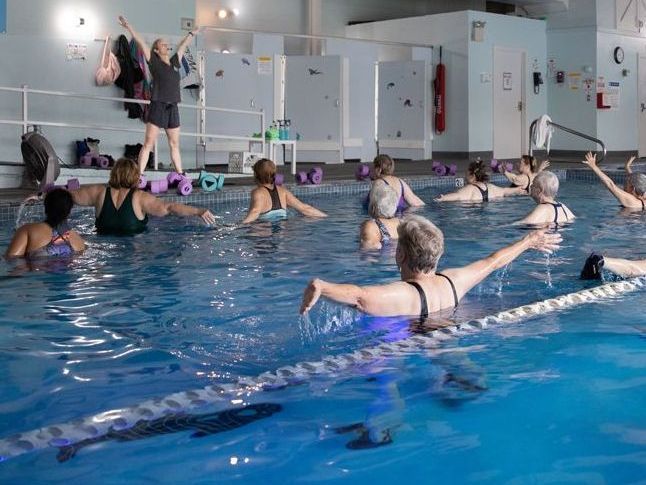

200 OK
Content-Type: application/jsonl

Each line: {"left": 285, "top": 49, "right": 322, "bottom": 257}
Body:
{"left": 115, "top": 35, "right": 144, "bottom": 119}
{"left": 130, "top": 38, "right": 152, "bottom": 121}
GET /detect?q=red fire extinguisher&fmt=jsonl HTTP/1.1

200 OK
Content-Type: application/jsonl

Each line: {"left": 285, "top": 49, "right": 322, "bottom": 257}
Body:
{"left": 434, "top": 46, "right": 446, "bottom": 134}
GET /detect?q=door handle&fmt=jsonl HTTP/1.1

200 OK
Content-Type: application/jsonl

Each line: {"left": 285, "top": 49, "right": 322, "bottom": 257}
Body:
{"left": 517, "top": 101, "right": 523, "bottom": 111}
{"left": 641, "top": 102, "right": 646, "bottom": 112}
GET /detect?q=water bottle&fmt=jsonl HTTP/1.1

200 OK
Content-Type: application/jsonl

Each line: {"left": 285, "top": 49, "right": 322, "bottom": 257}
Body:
{"left": 278, "top": 120, "right": 286, "bottom": 140}
{"left": 285, "top": 119, "right": 291, "bottom": 140}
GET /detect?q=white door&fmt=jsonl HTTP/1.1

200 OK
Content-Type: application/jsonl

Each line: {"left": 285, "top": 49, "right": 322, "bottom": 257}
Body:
{"left": 377, "top": 60, "right": 432, "bottom": 160}
{"left": 285, "top": 56, "right": 343, "bottom": 163}
{"left": 493, "top": 47, "right": 525, "bottom": 159}
{"left": 638, "top": 55, "right": 646, "bottom": 156}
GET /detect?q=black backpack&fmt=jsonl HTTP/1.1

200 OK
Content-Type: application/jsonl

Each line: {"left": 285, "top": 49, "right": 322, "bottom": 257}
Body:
{"left": 20, "top": 130, "right": 61, "bottom": 190}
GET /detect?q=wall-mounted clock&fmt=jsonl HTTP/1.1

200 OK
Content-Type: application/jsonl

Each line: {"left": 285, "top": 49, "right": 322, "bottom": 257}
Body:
{"left": 614, "top": 46, "right": 625, "bottom": 64}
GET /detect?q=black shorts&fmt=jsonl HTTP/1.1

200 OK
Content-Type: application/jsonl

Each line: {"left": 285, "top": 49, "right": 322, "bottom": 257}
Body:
{"left": 147, "top": 101, "right": 180, "bottom": 129}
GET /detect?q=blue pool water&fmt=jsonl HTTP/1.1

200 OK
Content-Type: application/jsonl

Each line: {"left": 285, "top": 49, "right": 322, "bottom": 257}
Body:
{"left": 0, "top": 180, "right": 644, "bottom": 482}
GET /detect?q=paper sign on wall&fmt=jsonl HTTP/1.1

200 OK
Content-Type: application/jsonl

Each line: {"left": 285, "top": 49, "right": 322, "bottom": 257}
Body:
{"left": 567, "top": 72, "right": 581, "bottom": 90}
{"left": 257, "top": 56, "right": 272, "bottom": 75}
{"left": 502, "top": 72, "right": 512, "bottom": 90}
{"left": 604, "top": 81, "right": 621, "bottom": 108}
{"left": 583, "top": 78, "right": 595, "bottom": 102}
{"left": 66, "top": 43, "right": 87, "bottom": 61}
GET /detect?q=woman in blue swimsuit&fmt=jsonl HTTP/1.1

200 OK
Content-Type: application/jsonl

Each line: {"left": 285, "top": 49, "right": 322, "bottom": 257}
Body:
{"left": 6, "top": 189, "right": 85, "bottom": 259}
{"left": 242, "top": 159, "right": 327, "bottom": 223}
{"left": 360, "top": 182, "right": 401, "bottom": 249}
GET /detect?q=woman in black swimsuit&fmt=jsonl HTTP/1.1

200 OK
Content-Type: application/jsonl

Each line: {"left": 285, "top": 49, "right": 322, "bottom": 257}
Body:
{"left": 501, "top": 155, "right": 549, "bottom": 193}
{"left": 517, "top": 171, "right": 575, "bottom": 225}
{"left": 435, "top": 160, "right": 524, "bottom": 202}
{"left": 300, "top": 215, "right": 561, "bottom": 318}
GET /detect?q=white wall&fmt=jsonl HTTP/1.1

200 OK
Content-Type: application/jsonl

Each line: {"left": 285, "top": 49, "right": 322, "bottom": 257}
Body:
{"left": 467, "top": 11, "right": 547, "bottom": 152}
{"left": 546, "top": 28, "right": 598, "bottom": 150}
{"left": 6, "top": 0, "right": 194, "bottom": 38}
{"left": 0, "top": 0, "right": 197, "bottom": 167}
{"left": 595, "top": 31, "right": 645, "bottom": 151}
{"left": 546, "top": 0, "right": 597, "bottom": 30}
{"left": 346, "top": 11, "right": 469, "bottom": 153}
{"left": 195, "top": 0, "right": 485, "bottom": 38}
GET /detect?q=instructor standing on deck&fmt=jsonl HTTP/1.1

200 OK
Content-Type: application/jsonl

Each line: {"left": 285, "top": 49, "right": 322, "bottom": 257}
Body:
{"left": 118, "top": 15, "right": 198, "bottom": 176}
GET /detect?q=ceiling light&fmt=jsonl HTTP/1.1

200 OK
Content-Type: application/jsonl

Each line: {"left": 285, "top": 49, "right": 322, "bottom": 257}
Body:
{"left": 232, "top": 8, "right": 240, "bottom": 16}
{"left": 218, "top": 9, "right": 228, "bottom": 19}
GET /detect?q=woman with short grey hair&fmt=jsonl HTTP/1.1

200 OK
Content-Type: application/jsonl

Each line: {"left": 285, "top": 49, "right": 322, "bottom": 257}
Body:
{"left": 302, "top": 214, "right": 561, "bottom": 318}
{"left": 517, "top": 171, "right": 575, "bottom": 225}
{"left": 583, "top": 151, "right": 646, "bottom": 210}
{"left": 360, "top": 182, "right": 401, "bottom": 249}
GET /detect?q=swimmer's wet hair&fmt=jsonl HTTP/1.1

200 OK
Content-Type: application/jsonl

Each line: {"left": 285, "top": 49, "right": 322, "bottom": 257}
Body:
{"left": 373, "top": 154, "right": 395, "bottom": 176}
{"left": 468, "top": 159, "right": 489, "bottom": 183}
{"left": 521, "top": 155, "right": 540, "bottom": 173}
{"left": 531, "top": 170, "right": 559, "bottom": 200}
{"left": 629, "top": 173, "right": 646, "bottom": 196}
{"left": 253, "top": 158, "right": 276, "bottom": 185}
{"left": 397, "top": 215, "right": 444, "bottom": 273}
{"left": 44, "top": 188, "right": 73, "bottom": 228}
{"left": 109, "top": 158, "right": 140, "bottom": 189}
{"left": 369, "top": 181, "right": 398, "bottom": 219}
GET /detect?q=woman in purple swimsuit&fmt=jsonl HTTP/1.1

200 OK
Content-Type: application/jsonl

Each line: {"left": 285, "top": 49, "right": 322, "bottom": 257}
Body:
{"left": 6, "top": 189, "right": 85, "bottom": 259}
{"left": 369, "top": 154, "right": 426, "bottom": 211}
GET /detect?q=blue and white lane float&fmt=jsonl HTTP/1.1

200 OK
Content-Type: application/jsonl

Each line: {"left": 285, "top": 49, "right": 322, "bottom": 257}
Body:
{"left": 1, "top": 277, "right": 644, "bottom": 462}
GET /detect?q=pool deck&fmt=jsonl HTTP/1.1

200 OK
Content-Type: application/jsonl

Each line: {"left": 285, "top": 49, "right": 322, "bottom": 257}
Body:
{"left": 0, "top": 154, "right": 633, "bottom": 207}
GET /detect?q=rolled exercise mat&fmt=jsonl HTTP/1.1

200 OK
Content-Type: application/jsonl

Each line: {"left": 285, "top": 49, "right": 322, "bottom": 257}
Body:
{"left": 199, "top": 172, "right": 220, "bottom": 192}
{"left": 355, "top": 164, "right": 370, "bottom": 181}
{"left": 167, "top": 171, "right": 183, "bottom": 187}
{"left": 177, "top": 178, "right": 193, "bottom": 196}
{"left": 66, "top": 179, "right": 81, "bottom": 190}
{"left": 97, "top": 156, "right": 110, "bottom": 169}
{"left": 80, "top": 154, "right": 93, "bottom": 167}
{"left": 434, "top": 164, "right": 448, "bottom": 176}
{"left": 308, "top": 167, "right": 323, "bottom": 185}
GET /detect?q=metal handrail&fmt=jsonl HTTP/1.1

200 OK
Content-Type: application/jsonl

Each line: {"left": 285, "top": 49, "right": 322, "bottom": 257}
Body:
{"left": 529, "top": 118, "right": 606, "bottom": 163}
{"left": 0, "top": 85, "right": 265, "bottom": 169}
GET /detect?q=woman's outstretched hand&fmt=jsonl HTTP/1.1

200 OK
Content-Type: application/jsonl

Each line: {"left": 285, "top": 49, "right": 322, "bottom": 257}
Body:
{"left": 582, "top": 151, "right": 597, "bottom": 168}
{"left": 524, "top": 229, "right": 562, "bottom": 254}
{"left": 118, "top": 16, "right": 130, "bottom": 30}
{"left": 300, "top": 279, "right": 323, "bottom": 314}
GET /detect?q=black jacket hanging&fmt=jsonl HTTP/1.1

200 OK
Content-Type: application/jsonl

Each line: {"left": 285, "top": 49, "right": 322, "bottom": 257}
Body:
{"left": 115, "top": 35, "right": 144, "bottom": 119}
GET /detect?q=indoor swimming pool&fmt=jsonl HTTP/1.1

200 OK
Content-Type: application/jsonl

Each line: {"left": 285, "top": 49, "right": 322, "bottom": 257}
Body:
{"left": 0, "top": 178, "right": 644, "bottom": 482}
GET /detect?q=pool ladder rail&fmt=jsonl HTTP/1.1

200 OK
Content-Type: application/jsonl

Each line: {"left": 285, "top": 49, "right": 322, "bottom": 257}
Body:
{"left": 529, "top": 118, "right": 606, "bottom": 163}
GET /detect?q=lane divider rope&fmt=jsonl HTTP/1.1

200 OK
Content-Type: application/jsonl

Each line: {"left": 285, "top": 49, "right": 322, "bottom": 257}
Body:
{"left": 1, "top": 276, "right": 644, "bottom": 462}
